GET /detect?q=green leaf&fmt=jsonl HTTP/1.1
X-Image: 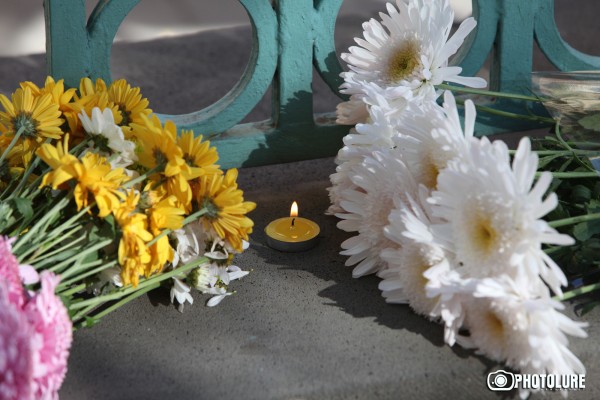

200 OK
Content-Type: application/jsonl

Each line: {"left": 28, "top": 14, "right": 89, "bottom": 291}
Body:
{"left": 88, "top": 215, "right": 116, "bottom": 243}
{"left": 578, "top": 113, "right": 600, "bottom": 132}
{"left": 548, "top": 177, "right": 563, "bottom": 194}
{"left": 588, "top": 198, "right": 600, "bottom": 213}
{"left": 0, "top": 202, "right": 15, "bottom": 231}
{"left": 573, "top": 220, "right": 600, "bottom": 241}
{"left": 571, "top": 185, "right": 592, "bottom": 204}
{"left": 84, "top": 316, "right": 100, "bottom": 328}
{"left": 578, "top": 300, "right": 600, "bottom": 316}
{"left": 10, "top": 197, "right": 33, "bottom": 220}
{"left": 538, "top": 154, "right": 565, "bottom": 169}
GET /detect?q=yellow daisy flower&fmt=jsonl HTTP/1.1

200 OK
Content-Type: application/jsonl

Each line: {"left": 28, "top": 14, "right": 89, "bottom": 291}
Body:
{"left": 162, "top": 174, "right": 196, "bottom": 212}
{"left": 80, "top": 76, "right": 108, "bottom": 97}
{"left": 132, "top": 116, "right": 203, "bottom": 209}
{"left": 145, "top": 194, "right": 185, "bottom": 276}
{"left": 194, "top": 168, "right": 256, "bottom": 252}
{"left": 37, "top": 140, "right": 129, "bottom": 217}
{"left": 132, "top": 115, "right": 184, "bottom": 173}
{"left": 0, "top": 136, "right": 30, "bottom": 188}
{"left": 0, "top": 87, "right": 63, "bottom": 146}
{"left": 177, "top": 130, "right": 221, "bottom": 177}
{"left": 20, "top": 76, "right": 77, "bottom": 113}
{"left": 114, "top": 192, "right": 153, "bottom": 287}
{"left": 0, "top": 133, "right": 33, "bottom": 168}
{"left": 147, "top": 194, "right": 185, "bottom": 234}
{"left": 107, "top": 79, "right": 152, "bottom": 134}
{"left": 36, "top": 135, "right": 79, "bottom": 188}
{"left": 116, "top": 188, "right": 141, "bottom": 216}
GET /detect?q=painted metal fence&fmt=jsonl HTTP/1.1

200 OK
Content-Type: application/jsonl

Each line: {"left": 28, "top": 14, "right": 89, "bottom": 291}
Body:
{"left": 44, "top": 0, "right": 600, "bottom": 168}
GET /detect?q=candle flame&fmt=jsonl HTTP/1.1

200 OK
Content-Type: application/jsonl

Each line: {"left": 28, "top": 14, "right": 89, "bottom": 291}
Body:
{"left": 290, "top": 201, "right": 298, "bottom": 217}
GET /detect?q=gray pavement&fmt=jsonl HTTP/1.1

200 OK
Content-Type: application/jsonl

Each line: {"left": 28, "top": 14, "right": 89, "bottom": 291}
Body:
{"left": 1, "top": 3, "right": 600, "bottom": 399}
{"left": 57, "top": 156, "right": 600, "bottom": 400}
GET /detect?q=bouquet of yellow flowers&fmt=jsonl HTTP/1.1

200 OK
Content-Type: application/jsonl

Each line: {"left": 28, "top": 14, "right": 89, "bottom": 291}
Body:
{"left": 0, "top": 76, "right": 256, "bottom": 329}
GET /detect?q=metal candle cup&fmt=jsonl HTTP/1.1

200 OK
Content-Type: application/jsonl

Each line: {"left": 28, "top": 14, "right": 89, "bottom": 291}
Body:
{"left": 265, "top": 201, "right": 320, "bottom": 252}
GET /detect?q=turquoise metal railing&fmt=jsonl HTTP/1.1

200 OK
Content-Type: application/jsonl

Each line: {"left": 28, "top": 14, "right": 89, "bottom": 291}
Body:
{"left": 44, "top": 0, "right": 600, "bottom": 168}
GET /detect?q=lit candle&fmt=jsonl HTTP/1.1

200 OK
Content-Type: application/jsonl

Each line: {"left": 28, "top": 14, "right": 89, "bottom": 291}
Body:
{"left": 265, "top": 201, "right": 320, "bottom": 252}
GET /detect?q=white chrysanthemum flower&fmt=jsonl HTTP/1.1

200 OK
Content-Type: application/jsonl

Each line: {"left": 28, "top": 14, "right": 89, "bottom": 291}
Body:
{"left": 187, "top": 263, "right": 249, "bottom": 307}
{"left": 393, "top": 91, "right": 474, "bottom": 190}
{"left": 336, "top": 148, "right": 417, "bottom": 277}
{"left": 457, "top": 279, "right": 587, "bottom": 388}
{"left": 170, "top": 277, "right": 194, "bottom": 312}
{"left": 430, "top": 136, "right": 574, "bottom": 296}
{"left": 172, "top": 221, "right": 242, "bottom": 268}
{"left": 336, "top": 75, "right": 413, "bottom": 125}
{"left": 380, "top": 186, "right": 450, "bottom": 317}
{"left": 341, "top": 106, "right": 401, "bottom": 153}
{"left": 341, "top": 0, "right": 486, "bottom": 112}
{"left": 171, "top": 220, "right": 208, "bottom": 268}
{"left": 328, "top": 106, "right": 401, "bottom": 214}
{"left": 204, "top": 239, "right": 230, "bottom": 261}
{"left": 327, "top": 151, "right": 362, "bottom": 216}
{"left": 79, "top": 107, "right": 137, "bottom": 168}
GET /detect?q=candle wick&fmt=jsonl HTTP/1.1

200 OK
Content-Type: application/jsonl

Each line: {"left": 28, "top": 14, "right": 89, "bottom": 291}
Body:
{"left": 291, "top": 217, "right": 295, "bottom": 228}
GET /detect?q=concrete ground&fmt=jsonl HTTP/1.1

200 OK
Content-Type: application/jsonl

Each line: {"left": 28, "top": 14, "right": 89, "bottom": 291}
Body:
{"left": 1, "top": 2, "right": 600, "bottom": 399}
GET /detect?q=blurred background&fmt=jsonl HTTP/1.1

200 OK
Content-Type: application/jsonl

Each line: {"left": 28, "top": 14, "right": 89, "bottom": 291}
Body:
{"left": 0, "top": 0, "right": 473, "bottom": 57}
{"left": 0, "top": 0, "right": 597, "bottom": 119}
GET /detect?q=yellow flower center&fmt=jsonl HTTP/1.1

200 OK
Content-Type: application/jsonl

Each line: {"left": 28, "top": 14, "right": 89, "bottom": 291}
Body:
{"left": 484, "top": 310, "right": 505, "bottom": 341}
{"left": 183, "top": 154, "right": 196, "bottom": 168}
{"left": 473, "top": 216, "right": 497, "bottom": 256}
{"left": 387, "top": 41, "right": 421, "bottom": 83}
{"left": 200, "top": 196, "right": 220, "bottom": 219}
{"left": 419, "top": 262, "right": 431, "bottom": 288}
{"left": 119, "top": 107, "right": 131, "bottom": 126}
{"left": 152, "top": 148, "right": 168, "bottom": 167}
{"left": 423, "top": 154, "right": 440, "bottom": 190}
{"left": 13, "top": 112, "right": 38, "bottom": 138}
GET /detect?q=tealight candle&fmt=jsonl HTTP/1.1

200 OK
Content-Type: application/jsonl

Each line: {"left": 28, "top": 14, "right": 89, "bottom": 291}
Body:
{"left": 265, "top": 201, "right": 320, "bottom": 252}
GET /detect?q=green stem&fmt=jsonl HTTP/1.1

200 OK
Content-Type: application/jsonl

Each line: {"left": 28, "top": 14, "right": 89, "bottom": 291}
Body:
{"left": 538, "top": 171, "right": 598, "bottom": 179}
{"left": 23, "top": 226, "right": 86, "bottom": 265}
{"left": 146, "top": 208, "right": 208, "bottom": 247}
{"left": 510, "top": 149, "right": 600, "bottom": 157}
{"left": 59, "top": 283, "right": 87, "bottom": 298}
{"left": 470, "top": 102, "right": 555, "bottom": 124}
{"left": 13, "top": 196, "right": 71, "bottom": 255}
{"left": 554, "top": 283, "right": 600, "bottom": 301}
{"left": 59, "top": 260, "right": 118, "bottom": 285}
{"left": 74, "top": 282, "right": 160, "bottom": 329}
{"left": 437, "top": 83, "right": 545, "bottom": 102}
{"left": 554, "top": 124, "right": 596, "bottom": 173}
{"left": 68, "top": 256, "right": 208, "bottom": 311}
{"left": 48, "top": 238, "right": 112, "bottom": 274}
{"left": 10, "top": 156, "right": 43, "bottom": 199}
{"left": 60, "top": 258, "right": 104, "bottom": 279}
{"left": 549, "top": 212, "right": 600, "bottom": 228}
{"left": 121, "top": 164, "right": 164, "bottom": 189}
{"left": 0, "top": 177, "right": 19, "bottom": 200}
{"left": 68, "top": 139, "right": 93, "bottom": 158}
{"left": 70, "top": 303, "right": 100, "bottom": 325}
{"left": 16, "top": 201, "right": 89, "bottom": 261}
{"left": 0, "top": 126, "right": 25, "bottom": 166}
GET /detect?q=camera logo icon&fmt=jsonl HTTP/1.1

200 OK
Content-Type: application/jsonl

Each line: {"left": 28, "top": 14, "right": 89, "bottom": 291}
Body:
{"left": 487, "top": 370, "right": 515, "bottom": 391}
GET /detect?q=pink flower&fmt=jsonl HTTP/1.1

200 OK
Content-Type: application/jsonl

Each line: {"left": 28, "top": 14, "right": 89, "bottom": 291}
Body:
{"left": 24, "top": 271, "right": 73, "bottom": 400}
{"left": 0, "top": 236, "right": 25, "bottom": 307}
{"left": 0, "top": 282, "right": 34, "bottom": 400}
{"left": 0, "top": 237, "right": 72, "bottom": 400}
